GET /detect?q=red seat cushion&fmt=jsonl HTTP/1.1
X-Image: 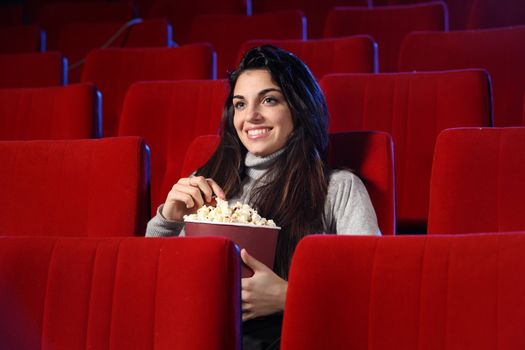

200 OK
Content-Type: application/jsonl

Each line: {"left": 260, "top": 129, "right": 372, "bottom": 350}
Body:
{"left": 0, "top": 52, "right": 65, "bottom": 88}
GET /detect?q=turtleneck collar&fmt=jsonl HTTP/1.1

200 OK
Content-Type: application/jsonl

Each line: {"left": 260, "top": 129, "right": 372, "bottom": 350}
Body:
{"left": 244, "top": 148, "right": 285, "bottom": 180}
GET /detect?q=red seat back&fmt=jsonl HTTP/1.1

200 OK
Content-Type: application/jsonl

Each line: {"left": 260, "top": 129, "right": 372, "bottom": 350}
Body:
{"left": 324, "top": 2, "right": 447, "bottom": 72}
{"left": 320, "top": 70, "right": 492, "bottom": 231}
{"left": 0, "top": 25, "right": 44, "bottom": 53}
{"left": 181, "top": 135, "right": 221, "bottom": 178}
{"left": 147, "top": 0, "right": 249, "bottom": 44}
{"left": 81, "top": 45, "right": 215, "bottom": 137}
{"left": 189, "top": 11, "right": 305, "bottom": 78}
{"left": 0, "top": 236, "right": 241, "bottom": 349}
{"left": 0, "top": 137, "right": 150, "bottom": 237}
{"left": 119, "top": 81, "right": 227, "bottom": 215}
{"left": 238, "top": 36, "right": 378, "bottom": 80}
{"left": 253, "top": 0, "right": 371, "bottom": 38}
{"left": 428, "top": 127, "right": 525, "bottom": 234}
{"left": 283, "top": 233, "right": 525, "bottom": 349}
{"left": 0, "top": 52, "right": 66, "bottom": 88}
{"left": 399, "top": 26, "right": 525, "bottom": 126}
{"left": 0, "top": 84, "right": 101, "bottom": 140}
{"left": 328, "top": 131, "right": 396, "bottom": 235}
{"left": 54, "top": 19, "right": 172, "bottom": 83}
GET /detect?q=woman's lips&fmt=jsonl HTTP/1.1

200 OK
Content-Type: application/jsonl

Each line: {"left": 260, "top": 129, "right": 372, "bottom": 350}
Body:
{"left": 246, "top": 127, "right": 272, "bottom": 139}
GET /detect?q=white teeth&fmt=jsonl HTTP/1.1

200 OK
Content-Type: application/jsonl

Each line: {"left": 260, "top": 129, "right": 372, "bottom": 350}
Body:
{"left": 247, "top": 128, "right": 270, "bottom": 136}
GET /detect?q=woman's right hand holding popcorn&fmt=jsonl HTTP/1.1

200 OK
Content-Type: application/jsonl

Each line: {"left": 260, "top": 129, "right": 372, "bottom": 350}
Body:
{"left": 161, "top": 176, "right": 226, "bottom": 221}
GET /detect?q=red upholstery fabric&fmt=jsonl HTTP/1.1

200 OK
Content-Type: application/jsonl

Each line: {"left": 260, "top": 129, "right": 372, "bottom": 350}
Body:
{"left": 0, "top": 4, "right": 23, "bottom": 25}
{"left": 328, "top": 131, "right": 396, "bottom": 235}
{"left": 0, "top": 83, "right": 100, "bottom": 140}
{"left": 324, "top": 2, "right": 447, "bottom": 72}
{"left": 35, "top": 2, "right": 134, "bottom": 46}
{"left": 53, "top": 19, "right": 171, "bottom": 83}
{"left": 118, "top": 81, "right": 227, "bottom": 215}
{"left": 238, "top": 36, "right": 378, "bottom": 80}
{"left": 523, "top": 92, "right": 525, "bottom": 126}
{"left": 319, "top": 70, "right": 492, "bottom": 231}
{"left": 0, "top": 137, "right": 150, "bottom": 236}
{"left": 0, "top": 52, "right": 65, "bottom": 88}
{"left": 465, "top": 0, "right": 525, "bottom": 29}
{"left": 252, "top": 0, "right": 371, "bottom": 39}
{"left": 399, "top": 26, "right": 525, "bottom": 127}
{"left": 282, "top": 233, "right": 525, "bottom": 350}
{"left": 81, "top": 44, "right": 215, "bottom": 137}
{"left": 428, "top": 127, "right": 525, "bottom": 234}
{"left": 189, "top": 11, "right": 305, "bottom": 78}
{"left": 0, "top": 25, "right": 43, "bottom": 53}
{"left": 147, "top": 0, "right": 248, "bottom": 45}
{"left": 0, "top": 236, "right": 241, "bottom": 350}
{"left": 181, "top": 135, "right": 221, "bottom": 177}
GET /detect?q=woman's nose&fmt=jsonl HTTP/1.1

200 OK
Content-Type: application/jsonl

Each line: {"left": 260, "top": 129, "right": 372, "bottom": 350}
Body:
{"left": 246, "top": 104, "right": 263, "bottom": 122}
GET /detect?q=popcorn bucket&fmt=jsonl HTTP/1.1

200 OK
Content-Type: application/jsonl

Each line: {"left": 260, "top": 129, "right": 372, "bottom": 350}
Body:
{"left": 184, "top": 220, "right": 280, "bottom": 278}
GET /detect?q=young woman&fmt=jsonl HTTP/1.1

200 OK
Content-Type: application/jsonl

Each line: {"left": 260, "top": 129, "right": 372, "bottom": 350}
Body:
{"left": 146, "top": 45, "right": 380, "bottom": 349}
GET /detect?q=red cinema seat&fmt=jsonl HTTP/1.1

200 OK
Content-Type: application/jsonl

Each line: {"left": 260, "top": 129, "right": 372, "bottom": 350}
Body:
{"left": 0, "top": 236, "right": 241, "bottom": 350}
{"left": 282, "top": 233, "right": 525, "bottom": 350}
{"left": 0, "top": 137, "right": 150, "bottom": 237}
{"left": 0, "top": 4, "right": 23, "bottom": 25}
{"left": 428, "top": 127, "right": 525, "bottom": 234}
{"left": 324, "top": 2, "right": 448, "bottom": 72}
{"left": 399, "top": 26, "right": 525, "bottom": 127}
{"left": 53, "top": 19, "right": 172, "bottom": 83}
{"left": 118, "top": 80, "right": 227, "bottom": 215}
{"left": 328, "top": 131, "right": 396, "bottom": 235}
{"left": 465, "top": 0, "right": 525, "bottom": 29}
{"left": 181, "top": 131, "right": 396, "bottom": 235}
{"left": 253, "top": 0, "right": 371, "bottom": 39}
{"left": 320, "top": 69, "right": 492, "bottom": 232}
{"left": 81, "top": 44, "right": 215, "bottom": 137}
{"left": 0, "top": 84, "right": 101, "bottom": 140}
{"left": 0, "top": 52, "right": 66, "bottom": 88}
{"left": 147, "top": 0, "right": 249, "bottom": 45}
{"left": 35, "top": 1, "right": 134, "bottom": 45}
{"left": 189, "top": 11, "right": 305, "bottom": 78}
{"left": 181, "top": 135, "right": 221, "bottom": 178}
{"left": 0, "top": 25, "right": 45, "bottom": 53}
{"left": 238, "top": 36, "right": 378, "bottom": 80}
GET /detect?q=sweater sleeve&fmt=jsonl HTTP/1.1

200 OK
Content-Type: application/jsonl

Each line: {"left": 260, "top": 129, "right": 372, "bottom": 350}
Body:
{"left": 325, "top": 170, "right": 381, "bottom": 236}
{"left": 145, "top": 204, "right": 186, "bottom": 237}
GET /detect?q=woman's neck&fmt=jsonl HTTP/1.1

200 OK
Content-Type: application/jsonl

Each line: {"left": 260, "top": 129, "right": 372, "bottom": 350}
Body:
{"left": 244, "top": 148, "right": 285, "bottom": 180}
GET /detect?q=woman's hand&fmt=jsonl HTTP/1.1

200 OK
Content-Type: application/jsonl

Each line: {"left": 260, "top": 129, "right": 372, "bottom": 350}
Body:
{"left": 241, "top": 249, "right": 288, "bottom": 322}
{"left": 161, "top": 176, "right": 225, "bottom": 221}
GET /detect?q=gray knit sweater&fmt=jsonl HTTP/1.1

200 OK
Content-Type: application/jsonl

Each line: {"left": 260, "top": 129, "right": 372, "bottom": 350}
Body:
{"left": 146, "top": 151, "right": 380, "bottom": 237}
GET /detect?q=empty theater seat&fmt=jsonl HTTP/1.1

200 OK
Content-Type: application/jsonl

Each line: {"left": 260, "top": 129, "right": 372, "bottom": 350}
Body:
{"left": 238, "top": 36, "right": 378, "bottom": 80}
{"left": 81, "top": 44, "right": 215, "bottom": 137}
{"left": 0, "top": 25, "right": 45, "bottom": 53}
{"left": 0, "top": 137, "right": 150, "bottom": 237}
{"left": 0, "top": 236, "right": 241, "bottom": 350}
{"left": 0, "top": 84, "right": 101, "bottom": 140}
{"left": 399, "top": 25, "right": 525, "bottom": 126}
{"left": 0, "top": 52, "right": 66, "bottom": 88}
{"left": 282, "top": 233, "right": 525, "bottom": 349}
{"left": 189, "top": 11, "right": 305, "bottom": 78}
{"left": 428, "top": 127, "right": 525, "bottom": 234}
{"left": 252, "top": 0, "right": 371, "bottom": 39}
{"left": 320, "top": 69, "right": 492, "bottom": 232}
{"left": 118, "top": 80, "right": 227, "bottom": 214}
{"left": 324, "top": 2, "right": 447, "bottom": 72}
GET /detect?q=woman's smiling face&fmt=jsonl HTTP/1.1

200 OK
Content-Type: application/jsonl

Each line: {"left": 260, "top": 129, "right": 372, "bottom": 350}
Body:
{"left": 232, "top": 69, "right": 294, "bottom": 157}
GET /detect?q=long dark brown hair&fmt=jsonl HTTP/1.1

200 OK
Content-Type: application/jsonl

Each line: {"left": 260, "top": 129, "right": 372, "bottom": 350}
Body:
{"left": 196, "top": 45, "right": 329, "bottom": 278}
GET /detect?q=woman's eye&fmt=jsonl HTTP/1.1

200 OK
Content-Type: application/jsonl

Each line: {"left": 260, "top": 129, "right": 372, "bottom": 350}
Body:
{"left": 263, "top": 96, "right": 277, "bottom": 105}
{"left": 233, "top": 101, "right": 245, "bottom": 110}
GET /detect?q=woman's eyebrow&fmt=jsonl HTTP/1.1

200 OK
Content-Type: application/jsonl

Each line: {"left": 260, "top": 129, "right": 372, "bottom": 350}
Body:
{"left": 233, "top": 88, "right": 282, "bottom": 100}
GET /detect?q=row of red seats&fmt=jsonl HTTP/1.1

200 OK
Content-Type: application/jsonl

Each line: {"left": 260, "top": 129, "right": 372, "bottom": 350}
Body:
{"left": 2, "top": 0, "right": 524, "bottom": 37}
{"left": 2, "top": 230, "right": 525, "bottom": 348}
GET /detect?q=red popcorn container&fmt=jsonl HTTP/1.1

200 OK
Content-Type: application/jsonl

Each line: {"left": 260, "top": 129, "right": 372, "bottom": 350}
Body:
{"left": 184, "top": 220, "right": 280, "bottom": 278}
